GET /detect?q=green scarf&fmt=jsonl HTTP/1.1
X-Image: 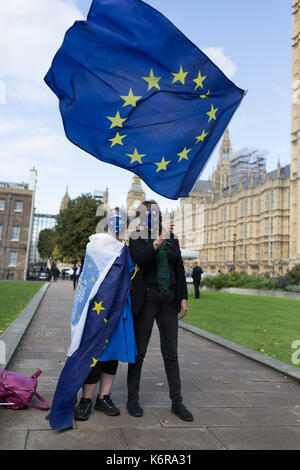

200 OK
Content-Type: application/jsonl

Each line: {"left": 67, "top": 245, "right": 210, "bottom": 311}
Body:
{"left": 149, "top": 231, "right": 169, "bottom": 294}
{"left": 156, "top": 239, "right": 170, "bottom": 293}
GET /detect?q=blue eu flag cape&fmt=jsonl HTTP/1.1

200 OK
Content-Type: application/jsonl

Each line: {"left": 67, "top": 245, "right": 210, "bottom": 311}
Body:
{"left": 46, "top": 234, "right": 130, "bottom": 430}
{"left": 45, "top": 0, "right": 246, "bottom": 199}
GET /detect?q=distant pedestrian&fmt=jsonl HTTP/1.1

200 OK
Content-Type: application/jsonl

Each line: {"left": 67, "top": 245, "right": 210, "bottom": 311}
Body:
{"left": 191, "top": 261, "right": 203, "bottom": 299}
{"left": 73, "top": 260, "right": 82, "bottom": 290}
{"left": 51, "top": 263, "right": 60, "bottom": 282}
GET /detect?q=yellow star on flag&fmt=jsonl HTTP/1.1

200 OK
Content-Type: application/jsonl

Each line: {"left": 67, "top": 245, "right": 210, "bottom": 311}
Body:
{"left": 107, "top": 111, "right": 127, "bottom": 129}
{"left": 193, "top": 71, "right": 207, "bottom": 90}
{"left": 104, "top": 318, "right": 108, "bottom": 324}
{"left": 177, "top": 146, "right": 192, "bottom": 162}
{"left": 154, "top": 156, "right": 171, "bottom": 173}
{"left": 171, "top": 65, "right": 188, "bottom": 85}
{"left": 200, "top": 90, "right": 210, "bottom": 99}
{"left": 92, "top": 301, "right": 106, "bottom": 316}
{"left": 206, "top": 104, "right": 218, "bottom": 123}
{"left": 195, "top": 130, "right": 209, "bottom": 144}
{"left": 126, "top": 148, "right": 146, "bottom": 164}
{"left": 142, "top": 69, "right": 162, "bottom": 91}
{"left": 109, "top": 132, "right": 127, "bottom": 147}
{"left": 90, "top": 357, "right": 98, "bottom": 368}
{"left": 120, "top": 88, "right": 142, "bottom": 107}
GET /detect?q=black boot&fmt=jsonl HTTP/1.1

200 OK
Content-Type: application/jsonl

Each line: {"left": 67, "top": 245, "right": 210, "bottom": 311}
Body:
{"left": 95, "top": 394, "right": 120, "bottom": 416}
{"left": 126, "top": 399, "right": 143, "bottom": 417}
{"left": 171, "top": 402, "right": 194, "bottom": 421}
{"left": 74, "top": 398, "right": 92, "bottom": 421}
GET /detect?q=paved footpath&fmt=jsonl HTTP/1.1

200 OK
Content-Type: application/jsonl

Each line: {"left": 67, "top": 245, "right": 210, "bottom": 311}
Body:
{"left": 1, "top": 281, "right": 300, "bottom": 450}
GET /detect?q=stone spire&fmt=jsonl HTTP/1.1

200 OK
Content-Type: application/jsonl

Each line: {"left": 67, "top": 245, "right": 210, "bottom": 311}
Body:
{"left": 60, "top": 186, "right": 70, "bottom": 211}
{"left": 219, "top": 128, "right": 232, "bottom": 164}
{"left": 127, "top": 175, "right": 146, "bottom": 214}
{"left": 212, "top": 128, "right": 232, "bottom": 191}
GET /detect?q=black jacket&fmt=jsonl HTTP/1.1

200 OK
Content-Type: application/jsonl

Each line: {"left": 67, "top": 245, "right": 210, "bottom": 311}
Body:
{"left": 129, "top": 231, "right": 188, "bottom": 315}
{"left": 192, "top": 266, "right": 203, "bottom": 282}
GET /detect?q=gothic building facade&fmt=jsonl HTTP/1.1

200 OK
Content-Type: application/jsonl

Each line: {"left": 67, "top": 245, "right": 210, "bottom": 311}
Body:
{"left": 174, "top": 130, "right": 290, "bottom": 276}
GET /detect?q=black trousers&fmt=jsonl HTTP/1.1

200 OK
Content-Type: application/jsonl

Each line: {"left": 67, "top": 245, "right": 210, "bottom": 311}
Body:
{"left": 127, "top": 285, "right": 182, "bottom": 404}
{"left": 85, "top": 360, "right": 118, "bottom": 384}
{"left": 73, "top": 275, "right": 79, "bottom": 290}
{"left": 193, "top": 280, "right": 200, "bottom": 298}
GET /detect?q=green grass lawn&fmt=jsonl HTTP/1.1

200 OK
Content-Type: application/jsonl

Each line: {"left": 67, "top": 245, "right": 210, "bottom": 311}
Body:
{"left": 0, "top": 282, "right": 44, "bottom": 335}
{"left": 183, "top": 290, "right": 300, "bottom": 367}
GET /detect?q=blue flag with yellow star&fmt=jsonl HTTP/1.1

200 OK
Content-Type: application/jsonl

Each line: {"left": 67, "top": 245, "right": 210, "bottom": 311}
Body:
{"left": 45, "top": 0, "right": 246, "bottom": 199}
{"left": 46, "top": 235, "right": 130, "bottom": 430}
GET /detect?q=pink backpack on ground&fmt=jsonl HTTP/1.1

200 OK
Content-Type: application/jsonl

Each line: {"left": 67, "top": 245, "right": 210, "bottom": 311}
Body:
{"left": 0, "top": 369, "right": 50, "bottom": 410}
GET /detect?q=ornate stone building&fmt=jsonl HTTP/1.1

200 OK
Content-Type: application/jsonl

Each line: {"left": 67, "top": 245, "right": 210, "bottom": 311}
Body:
{"left": 174, "top": 129, "right": 291, "bottom": 276}
{"left": 127, "top": 175, "right": 145, "bottom": 216}
{"left": 291, "top": 0, "right": 300, "bottom": 267}
{"left": 173, "top": 1, "right": 300, "bottom": 276}
{"left": 0, "top": 168, "right": 37, "bottom": 280}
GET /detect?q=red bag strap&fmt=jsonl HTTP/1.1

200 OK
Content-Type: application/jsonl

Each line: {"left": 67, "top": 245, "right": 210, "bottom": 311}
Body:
{"left": 31, "top": 370, "right": 43, "bottom": 379}
{"left": 6, "top": 389, "right": 50, "bottom": 411}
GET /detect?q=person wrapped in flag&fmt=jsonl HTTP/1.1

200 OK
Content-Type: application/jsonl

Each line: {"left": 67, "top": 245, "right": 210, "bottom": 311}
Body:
{"left": 46, "top": 208, "right": 137, "bottom": 430}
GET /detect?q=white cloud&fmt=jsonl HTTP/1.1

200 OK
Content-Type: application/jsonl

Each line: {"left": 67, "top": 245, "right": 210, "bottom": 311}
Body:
{"left": 0, "top": 0, "right": 83, "bottom": 104}
{"left": 202, "top": 47, "right": 237, "bottom": 79}
{"left": 0, "top": 120, "right": 79, "bottom": 181}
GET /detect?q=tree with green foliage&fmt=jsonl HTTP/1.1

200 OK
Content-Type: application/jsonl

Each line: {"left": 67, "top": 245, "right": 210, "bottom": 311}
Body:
{"left": 55, "top": 193, "right": 103, "bottom": 261}
{"left": 38, "top": 228, "right": 58, "bottom": 259}
{"left": 286, "top": 264, "right": 300, "bottom": 286}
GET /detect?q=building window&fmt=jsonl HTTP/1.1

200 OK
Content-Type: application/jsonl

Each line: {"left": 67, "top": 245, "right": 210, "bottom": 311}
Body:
{"left": 244, "top": 245, "right": 247, "bottom": 260}
{"left": 206, "top": 249, "right": 209, "bottom": 262}
{"left": 11, "top": 226, "right": 20, "bottom": 241}
{"left": 8, "top": 251, "right": 17, "bottom": 267}
{"left": 265, "top": 194, "right": 270, "bottom": 211}
{"left": 244, "top": 199, "right": 248, "bottom": 217}
{"left": 0, "top": 224, "right": 2, "bottom": 240}
{"left": 265, "top": 218, "right": 269, "bottom": 235}
{"left": 224, "top": 227, "right": 226, "bottom": 241}
{"left": 0, "top": 199, "right": 4, "bottom": 211}
{"left": 223, "top": 247, "right": 226, "bottom": 260}
{"left": 257, "top": 198, "right": 261, "bottom": 214}
{"left": 224, "top": 206, "right": 227, "bottom": 221}
{"left": 206, "top": 231, "right": 209, "bottom": 243}
{"left": 270, "top": 241, "right": 273, "bottom": 260}
{"left": 270, "top": 217, "right": 274, "bottom": 235}
{"left": 256, "top": 222, "right": 260, "bottom": 236}
{"left": 14, "top": 201, "right": 23, "bottom": 212}
{"left": 207, "top": 211, "right": 210, "bottom": 225}
{"left": 271, "top": 191, "right": 275, "bottom": 210}
{"left": 244, "top": 223, "right": 248, "bottom": 239}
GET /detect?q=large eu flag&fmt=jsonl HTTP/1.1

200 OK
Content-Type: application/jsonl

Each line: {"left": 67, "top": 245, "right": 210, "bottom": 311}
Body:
{"left": 46, "top": 236, "right": 130, "bottom": 430}
{"left": 45, "top": 0, "right": 246, "bottom": 199}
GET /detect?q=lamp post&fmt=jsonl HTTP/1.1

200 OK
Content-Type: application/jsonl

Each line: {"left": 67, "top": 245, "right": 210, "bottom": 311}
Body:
{"left": 233, "top": 233, "right": 237, "bottom": 272}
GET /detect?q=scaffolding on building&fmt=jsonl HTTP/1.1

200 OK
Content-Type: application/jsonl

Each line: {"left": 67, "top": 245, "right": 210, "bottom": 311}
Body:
{"left": 229, "top": 148, "right": 268, "bottom": 187}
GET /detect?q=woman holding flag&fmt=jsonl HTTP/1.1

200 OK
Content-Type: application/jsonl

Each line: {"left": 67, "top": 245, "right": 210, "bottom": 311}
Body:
{"left": 46, "top": 208, "right": 137, "bottom": 430}
{"left": 127, "top": 200, "right": 193, "bottom": 422}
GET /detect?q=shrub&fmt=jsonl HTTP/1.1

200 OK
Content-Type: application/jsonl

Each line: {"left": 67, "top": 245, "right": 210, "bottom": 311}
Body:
{"left": 285, "top": 284, "right": 300, "bottom": 293}
{"left": 201, "top": 271, "right": 277, "bottom": 290}
{"left": 286, "top": 264, "right": 300, "bottom": 286}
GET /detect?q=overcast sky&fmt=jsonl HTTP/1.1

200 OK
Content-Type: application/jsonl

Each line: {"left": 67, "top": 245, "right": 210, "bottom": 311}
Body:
{"left": 0, "top": 0, "right": 292, "bottom": 214}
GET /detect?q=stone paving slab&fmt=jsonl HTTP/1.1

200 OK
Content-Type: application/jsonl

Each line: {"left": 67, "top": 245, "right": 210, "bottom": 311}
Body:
{"left": 208, "top": 425, "right": 300, "bottom": 450}
{"left": 26, "top": 429, "right": 128, "bottom": 450}
{"left": 1, "top": 281, "right": 300, "bottom": 450}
